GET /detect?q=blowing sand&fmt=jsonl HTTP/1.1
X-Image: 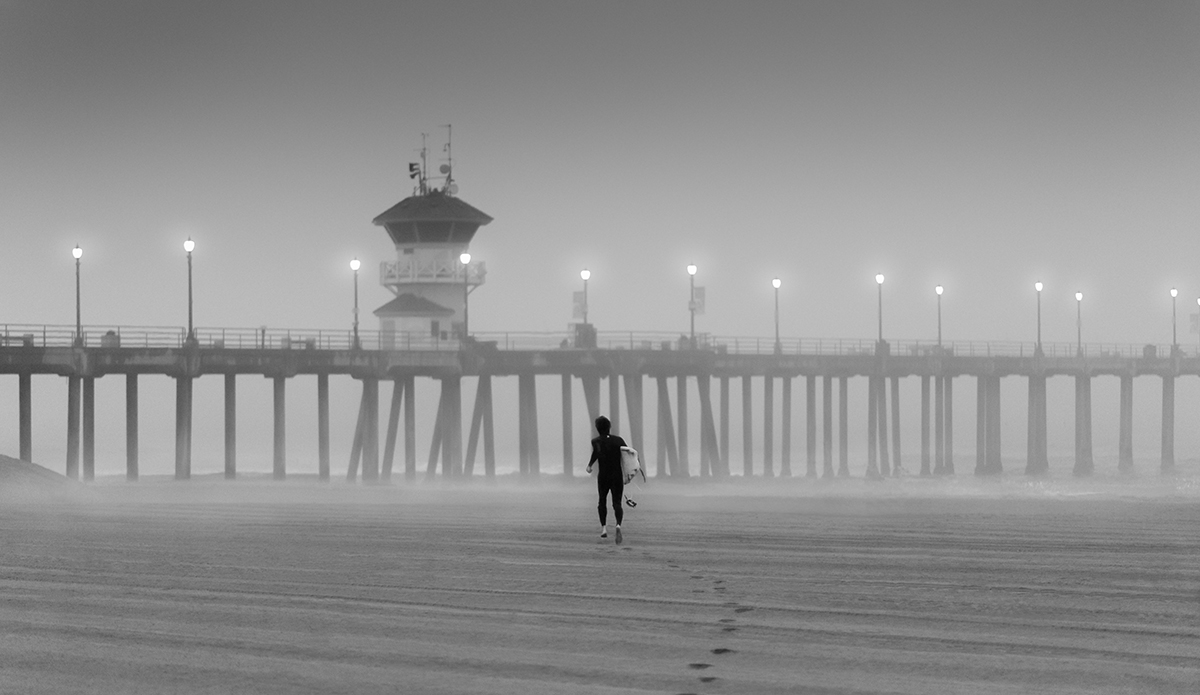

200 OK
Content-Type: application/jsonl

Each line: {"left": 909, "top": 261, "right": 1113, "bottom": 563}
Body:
{"left": 1, "top": 477, "right": 1197, "bottom": 694}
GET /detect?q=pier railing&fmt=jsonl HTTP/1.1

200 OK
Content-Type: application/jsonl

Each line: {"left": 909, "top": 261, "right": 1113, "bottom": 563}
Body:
{"left": 0, "top": 324, "right": 1192, "bottom": 359}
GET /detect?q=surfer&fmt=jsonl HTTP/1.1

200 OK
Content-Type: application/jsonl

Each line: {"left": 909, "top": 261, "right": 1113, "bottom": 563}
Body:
{"left": 586, "top": 416, "right": 627, "bottom": 543}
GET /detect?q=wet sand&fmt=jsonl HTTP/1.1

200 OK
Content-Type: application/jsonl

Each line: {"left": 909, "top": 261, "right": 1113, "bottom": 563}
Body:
{"left": 1, "top": 479, "right": 1197, "bottom": 694}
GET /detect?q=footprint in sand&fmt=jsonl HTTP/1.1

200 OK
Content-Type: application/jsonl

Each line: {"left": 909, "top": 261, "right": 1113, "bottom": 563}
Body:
{"left": 734, "top": 606, "right": 754, "bottom": 613}
{"left": 687, "top": 663, "right": 712, "bottom": 670}
{"left": 718, "top": 618, "right": 736, "bottom": 623}
{"left": 711, "top": 647, "right": 735, "bottom": 655}
{"left": 699, "top": 676, "right": 718, "bottom": 683}
{"left": 721, "top": 626, "right": 738, "bottom": 632}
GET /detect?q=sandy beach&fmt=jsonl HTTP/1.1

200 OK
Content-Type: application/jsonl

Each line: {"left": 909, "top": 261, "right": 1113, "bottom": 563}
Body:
{"left": 1, "top": 477, "right": 1197, "bottom": 694}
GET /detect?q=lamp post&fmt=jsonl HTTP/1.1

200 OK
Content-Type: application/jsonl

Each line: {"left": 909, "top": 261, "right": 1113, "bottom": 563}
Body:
{"left": 935, "top": 284, "right": 943, "bottom": 347}
{"left": 875, "top": 274, "right": 885, "bottom": 343}
{"left": 1170, "top": 287, "right": 1178, "bottom": 348}
{"left": 772, "top": 277, "right": 781, "bottom": 354}
{"left": 72, "top": 245, "right": 83, "bottom": 346}
{"left": 460, "top": 252, "right": 471, "bottom": 339}
{"left": 1075, "top": 291, "right": 1083, "bottom": 356}
{"left": 184, "top": 238, "right": 195, "bottom": 344}
{"left": 349, "top": 258, "right": 361, "bottom": 349}
{"left": 580, "top": 268, "right": 590, "bottom": 324}
{"left": 687, "top": 264, "right": 698, "bottom": 347}
{"left": 1035, "top": 282, "right": 1043, "bottom": 355}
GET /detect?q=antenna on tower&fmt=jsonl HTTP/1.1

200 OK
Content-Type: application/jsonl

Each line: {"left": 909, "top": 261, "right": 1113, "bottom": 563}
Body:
{"left": 440, "top": 124, "right": 457, "bottom": 195}
{"left": 419, "top": 133, "right": 430, "bottom": 195}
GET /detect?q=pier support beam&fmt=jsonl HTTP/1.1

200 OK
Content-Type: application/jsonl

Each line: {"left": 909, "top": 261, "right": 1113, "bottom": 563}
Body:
{"left": 225, "top": 374, "right": 236, "bottom": 479}
{"left": 609, "top": 373, "right": 621, "bottom": 435}
{"left": 934, "top": 376, "right": 944, "bottom": 475}
{"left": 715, "top": 376, "right": 724, "bottom": 475}
{"left": 805, "top": 375, "right": 816, "bottom": 477}
{"left": 1161, "top": 375, "right": 1175, "bottom": 474}
{"left": 676, "top": 376, "right": 689, "bottom": 477}
{"left": 66, "top": 376, "right": 80, "bottom": 479}
{"left": 1118, "top": 375, "right": 1133, "bottom": 473}
{"left": 822, "top": 375, "right": 833, "bottom": 478}
{"left": 656, "top": 376, "right": 679, "bottom": 477}
{"left": 362, "top": 378, "right": 379, "bottom": 482}
{"left": 272, "top": 376, "right": 286, "bottom": 480}
{"left": 698, "top": 376, "right": 720, "bottom": 477}
{"left": 920, "top": 376, "right": 931, "bottom": 476}
{"left": 877, "top": 377, "right": 890, "bottom": 476}
{"left": 763, "top": 376, "right": 774, "bottom": 477}
{"left": 742, "top": 376, "right": 753, "bottom": 476}
{"left": 19, "top": 373, "right": 31, "bottom": 462}
{"left": 404, "top": 375, "right": 417, "bottom": 480}
{"left": 890, "top": 376, "right": 901, "bottom": 475}
{"left": 174, "top": 377, "right": 192, "bottom": 480}
{"left": 1073, "top": 375, "right": 1093, "bottom": 476}
{"left": 1025, "top": 376, "right": 1049, "bottom": 475}
{"left": 382, "top": 378, "right": 405, "bottom": 480}
{"left": 838, "top": 377, "right": 848, "bottom": 477}
{"left": 975, "top": 376, "right": 986, "bottom": 475}
{"left": 125, "top": 374, "right": 138, "bottom": 481}
{"left": 944, "top": 377, "right": 955, "bottom": 474}
{"left": 561, "top": 374, "right": 573, "bottom": 476}
{"left": 317, "top": 374, "right": 329, "bottom": 481}
{"left": 866, "top": 377, "right": 879, "bottom": 478}
{"left": 518, "top": 374, "right": 539, "bottom": 476}
{"left": 464, "top": 376, "right": 492, "bottom": 477}
{"left": 986, "top": 376, "right": 1002, "bottom": 474}
{"left": 780, "top": 377, "right": 792, "bottom": 476}
{"left": 624, "top": 374, "right": 645, "bottom": 466}
{"left": 82, "top": 377, "right": 95, "bottom": 481}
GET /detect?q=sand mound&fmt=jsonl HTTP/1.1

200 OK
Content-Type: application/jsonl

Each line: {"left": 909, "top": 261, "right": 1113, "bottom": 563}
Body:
{"left": 0, "top": 454, "right": 76, "bottom": 488}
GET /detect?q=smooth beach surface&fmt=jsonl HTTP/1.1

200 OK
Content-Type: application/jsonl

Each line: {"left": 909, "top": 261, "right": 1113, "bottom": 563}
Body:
{"left": 1, "top": 475, "right": 1197, "bottom": 694}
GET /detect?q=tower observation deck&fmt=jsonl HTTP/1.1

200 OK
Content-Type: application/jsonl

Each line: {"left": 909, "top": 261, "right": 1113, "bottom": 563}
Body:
{"left": 372, "top": 189, "right": 493, "bottom": 345}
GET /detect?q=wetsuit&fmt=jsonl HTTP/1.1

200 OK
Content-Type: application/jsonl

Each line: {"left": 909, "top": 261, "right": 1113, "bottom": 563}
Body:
{"left": 589, "top": 433, "right": 627, "bottom": 526}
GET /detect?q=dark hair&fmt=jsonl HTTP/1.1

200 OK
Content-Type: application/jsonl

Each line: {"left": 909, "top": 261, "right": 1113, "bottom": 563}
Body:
{"left": 595, "top": 415, "right": 611, "bottom": 434}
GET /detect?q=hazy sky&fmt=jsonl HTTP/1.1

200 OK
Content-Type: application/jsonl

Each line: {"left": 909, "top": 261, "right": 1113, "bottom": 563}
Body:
{"left": 2, "top": 1, "right": 1199, "bottom": 477}
{"left": 2, "top": 0, "right": 1197, "bottom": 346}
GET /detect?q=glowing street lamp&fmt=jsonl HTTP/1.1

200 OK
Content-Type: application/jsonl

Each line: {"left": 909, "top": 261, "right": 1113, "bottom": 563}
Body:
{"left": 580, "top": 268, "right": 590, "bottom": 324}
{"left": 460, "top": 252, "right": 472, "bottom": 339}
{"left": 1170, "top": 287, "right": 1178, "bottom": 347}
{"left": 349, "top": 257, "right": 361, "bottom": 349}
{"left": 72, "top": 245, "right": 83, "bottom": 345}
{"left": 1035, "top": 282, "right": 1043, "bottom": 355}
{"left": 687, "top": 264, "right": 698, "bottom": 346}
{"left": 875, "top": 274, "right": 885, "bottom": 343}
{"left": 184, "top": 238, "right": 195, "bottom": 343}
{"left": 935, "top": 285, "right": 943, "bottom": 347}
{"left": 1075, "top": 291, "right": 1083, "bottom": 356}
{"left": 772, "top": 277, "right": 782, "bottom": 353}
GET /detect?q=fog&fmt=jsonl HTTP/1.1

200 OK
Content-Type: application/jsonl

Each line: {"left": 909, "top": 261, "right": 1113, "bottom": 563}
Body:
{"left": 1, "top": 2, "right": 1198, "bottom": 479}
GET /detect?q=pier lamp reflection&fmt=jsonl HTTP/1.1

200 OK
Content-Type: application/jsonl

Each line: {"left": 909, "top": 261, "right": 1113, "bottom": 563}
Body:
{"left": 1170, "top": 288, "right": 1178, "bottom": 348}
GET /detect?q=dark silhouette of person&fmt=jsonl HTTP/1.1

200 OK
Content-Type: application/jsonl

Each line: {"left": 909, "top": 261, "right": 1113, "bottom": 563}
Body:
{"left": 587, "top": 415, "right": 627, "bottom": 543}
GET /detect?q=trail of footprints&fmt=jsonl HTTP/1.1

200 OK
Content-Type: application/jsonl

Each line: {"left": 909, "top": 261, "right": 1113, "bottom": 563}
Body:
{"left": 647, "top": 551, "right": 748, "bottom": 694}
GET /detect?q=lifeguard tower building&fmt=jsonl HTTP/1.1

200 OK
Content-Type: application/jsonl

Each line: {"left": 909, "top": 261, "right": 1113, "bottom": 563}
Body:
{"left": 371, "top": 176, "right": 492, "bottom": 347}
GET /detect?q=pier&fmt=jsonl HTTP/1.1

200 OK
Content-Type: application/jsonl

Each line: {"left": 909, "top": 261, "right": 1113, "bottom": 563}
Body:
{"left": 1, "top": 325, "right": 1194, "bottom": 482}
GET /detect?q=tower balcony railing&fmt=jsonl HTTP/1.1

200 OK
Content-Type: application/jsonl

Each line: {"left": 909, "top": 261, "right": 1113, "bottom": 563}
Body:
{"left": 381, "top": 259, "right": 485, "bottom": 286}
{"left": 0, "top": 323, "right": 1194, "bottom": 359}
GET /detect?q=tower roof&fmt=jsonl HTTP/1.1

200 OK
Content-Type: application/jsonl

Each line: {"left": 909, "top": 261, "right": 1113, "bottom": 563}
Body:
{"left": 372, "top": 190, "right": 493, "bottom": 226}
{"left": 373, "top": 293, "right": 455, "bottom": 317}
